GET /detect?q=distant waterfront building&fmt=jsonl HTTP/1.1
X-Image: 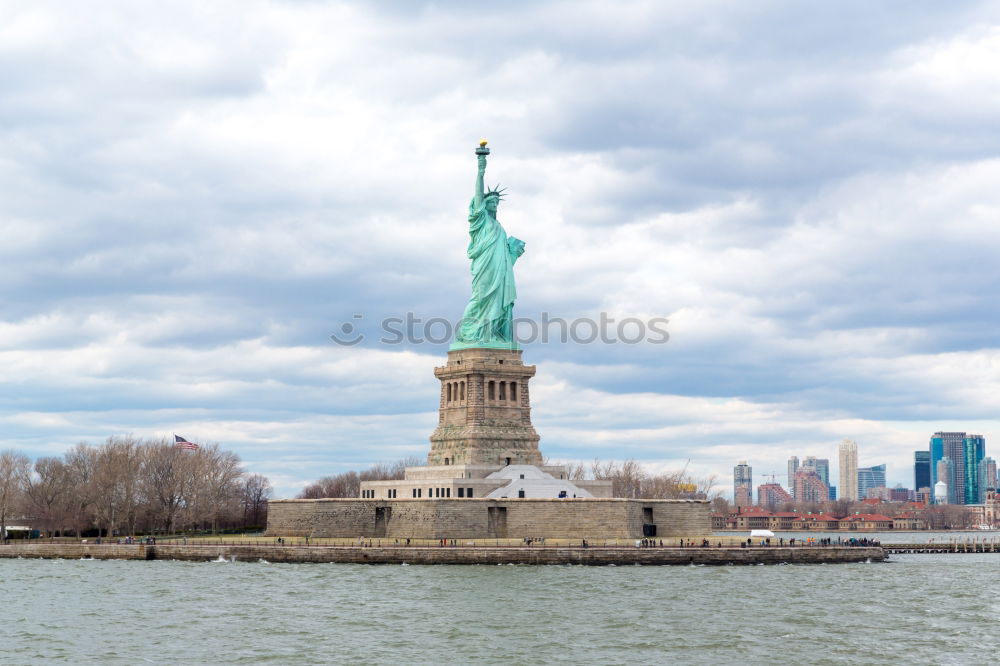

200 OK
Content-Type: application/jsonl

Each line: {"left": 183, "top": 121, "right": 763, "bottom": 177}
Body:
{"left": 839, "top": 440, "right": 859, "bottom": 501}
{"left": 914, "top": 451, "right": 930, "bottom": 494}
{"left": 787, "top": 456, "right": 799, "bottom": 498}
{"left": 793, "top": 470, "right": 829, "bottom": 503}
{"left": 985, "top": 489, "right": 1000, "bottom": 527}
{"left": 734, "top": 461, "right": 752, "bottom": 506}
{"left": 936, "top": 457, "right": 956, "bottom": 505}
{"left": 757, "top": 483, "right": 793, "bottom": 509}
{"left": 803, "top": 456, "right": 830, "bottom": 488}
{"left": 978, "top": 457, "right": 997, "bottom": 503}
{"left": 857, "top": 464, "right": 886, "bottom": 500}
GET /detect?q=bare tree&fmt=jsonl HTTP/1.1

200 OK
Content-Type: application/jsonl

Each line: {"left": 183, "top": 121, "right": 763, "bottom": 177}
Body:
{"left": 298, "top": 457, "right": 422, "bottom": 499}
{"left": 194, "top": 444, "right": 243, "bottom": 533}
{"left": 299, "top": 471, "right": 360, "bottom": 499}
{"left": 141, "top": 439, "right": 194, "bottom": 534}
{"left": 695, "top": 473, "right": 721, "bottom": 499}
{"left": 3, "top": 437, "right": 277, "bottom": 537}
{"left": 92, "top": 436, "right": 142, "bottom": 537}
{"left": 642, "top": 470, "right": 687, "bottom": 499}
{"left": 592, "top": 458, "right": 647, "bottom": 498}
{"left": 922, "top": 504, "right": 971, "bottom": 529}
{"left": 241, "top": 473, "right": 273, "bottom": 527}
{"left": 24, "top": 457, "right": 70, "bottom": 536}
{"left": 64, "top": 443, "right": 99, "bottom": 537}
{"left": 828, "top": 499, "right": 852, "bottom": 519}
{"left": 0, "top": 450, "right": 30, "bottom": 540}
{"left": 360, "top": 457, "right": 422, "bottom": 482}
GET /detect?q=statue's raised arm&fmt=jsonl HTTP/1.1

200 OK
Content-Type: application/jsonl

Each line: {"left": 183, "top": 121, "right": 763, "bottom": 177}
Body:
{"left": 474, "top": 140, "right": 488, "bottom": 209}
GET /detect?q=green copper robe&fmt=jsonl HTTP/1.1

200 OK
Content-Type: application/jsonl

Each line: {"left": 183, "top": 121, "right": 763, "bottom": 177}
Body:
{"left": 453, "top": 197, "right": 525, "bottom": 348}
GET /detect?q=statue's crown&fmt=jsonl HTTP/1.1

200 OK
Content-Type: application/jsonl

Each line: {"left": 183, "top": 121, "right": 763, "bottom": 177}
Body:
{"left": 485, "top": 184, "right": 507, "bottom": 200}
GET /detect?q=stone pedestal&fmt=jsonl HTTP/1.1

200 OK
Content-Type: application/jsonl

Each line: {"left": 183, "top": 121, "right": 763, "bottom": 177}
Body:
{"left": 428, "top": 347, "right": 542, "bottom": 467}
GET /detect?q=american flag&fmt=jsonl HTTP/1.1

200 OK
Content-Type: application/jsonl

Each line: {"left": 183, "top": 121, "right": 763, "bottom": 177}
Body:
{"left": 175, "top": 435, "right": 199, "bottom": 450}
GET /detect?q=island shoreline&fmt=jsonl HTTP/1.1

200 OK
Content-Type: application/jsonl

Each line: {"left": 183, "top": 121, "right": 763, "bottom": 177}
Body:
{"left": 0, "top": 543, "right": 885, "bottom": 565}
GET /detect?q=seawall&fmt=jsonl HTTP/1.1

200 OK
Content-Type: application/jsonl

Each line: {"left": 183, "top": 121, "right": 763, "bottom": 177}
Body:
{"left": 266, "top": 497, "right": 711, "bottom": 539}
{"left": 0, "top": 543, "right": 884, "bottom": 565}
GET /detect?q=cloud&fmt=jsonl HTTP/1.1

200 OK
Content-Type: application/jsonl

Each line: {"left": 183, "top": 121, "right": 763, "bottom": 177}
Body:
{"left": 2, "top": 1, "right": 1000, "bottom": 496}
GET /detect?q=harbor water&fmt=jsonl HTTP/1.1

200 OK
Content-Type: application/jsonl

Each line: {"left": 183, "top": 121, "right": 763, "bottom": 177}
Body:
{"left": 0, "top": 550, "right": 996, "bottom": 664}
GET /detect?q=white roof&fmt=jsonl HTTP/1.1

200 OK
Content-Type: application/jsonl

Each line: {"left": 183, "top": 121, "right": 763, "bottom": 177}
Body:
{"left": 485, "top": 465, "right": 594, "bottom": 499}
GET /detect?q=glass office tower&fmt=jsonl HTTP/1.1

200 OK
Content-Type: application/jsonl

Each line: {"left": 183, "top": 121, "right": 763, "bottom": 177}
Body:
{"left": 914, "top": 450, "right": 930, "bottom": 492}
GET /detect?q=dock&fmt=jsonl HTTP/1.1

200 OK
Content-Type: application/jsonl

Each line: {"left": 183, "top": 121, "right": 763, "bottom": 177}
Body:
{"left": 882, "top": 541, "right": 1000, "bottom": 554}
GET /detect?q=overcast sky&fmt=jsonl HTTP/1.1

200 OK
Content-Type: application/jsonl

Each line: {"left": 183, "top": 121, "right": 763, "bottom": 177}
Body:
{"left": 3, "top": 1, "right": 1000, "bottom": 498}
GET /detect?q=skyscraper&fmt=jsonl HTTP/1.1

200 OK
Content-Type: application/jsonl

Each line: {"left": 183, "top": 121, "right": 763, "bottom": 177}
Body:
{"left": 839, "top": 439, "right": 858, "bottom": 501}
{"left": 757, "top": 483, "right": 793, "bottom": 509}
{"left": 857, "top": 464, "right": 886, "bottom": 500}
{"left": 793, "top": 470, "right": 829, "bottom": 503}
{"left": 787, "top": 456, "right": 799, "bottom": 497}
{"left": 914, "top": 450, "right": 930, "bottom": 492}
{"left": 734, "top": 461, "right": 752, "bottom": 506}
{"left": 936, "top": 457, "right": 955, "bottom": 505}
{"left": 803, "top": 456, "right": 830, "bottom": 487}
{"left": 963, "top": 434, "right": 985, "bottom": 505}
{"left": 931, "top": 432, "right": 967, "bottom": 504}
{"left": 978, "top": 457, "right": 997, "bottom": 504}
{"left": 930, "top": 432, "right": 986, "bottom": 504}
{"left": 930, "top": 433, "right": 945, "bottom": 490}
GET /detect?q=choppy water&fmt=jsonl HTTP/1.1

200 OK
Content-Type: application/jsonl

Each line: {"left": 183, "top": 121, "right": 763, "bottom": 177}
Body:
{"left": 1, "top": 554, "right": 996, "bottom": 664}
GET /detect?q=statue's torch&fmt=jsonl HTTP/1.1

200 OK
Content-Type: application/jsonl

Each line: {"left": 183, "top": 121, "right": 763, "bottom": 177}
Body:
{"left": 476, "top": 139, "right": 490, "bottom": 156}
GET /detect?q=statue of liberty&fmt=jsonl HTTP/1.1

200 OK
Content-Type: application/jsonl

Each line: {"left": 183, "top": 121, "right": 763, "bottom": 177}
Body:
{"left": 451, "top": 140, "right": 525, "bottom": 350}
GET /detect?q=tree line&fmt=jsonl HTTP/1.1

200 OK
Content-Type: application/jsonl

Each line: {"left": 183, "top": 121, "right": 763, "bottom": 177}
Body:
{"left": 567, "top": 458, "right": 721, "bottom": 500}
{"left": 0, "top": 436, "right": 272, "bottom": 538}
{"left": 298, "top": 457, "right": 422, "bottom": 498}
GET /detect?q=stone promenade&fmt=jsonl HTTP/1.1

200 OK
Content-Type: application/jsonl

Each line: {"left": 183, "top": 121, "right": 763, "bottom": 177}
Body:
{"left": 0, "top": 543, "right": 885, "bottom": 565}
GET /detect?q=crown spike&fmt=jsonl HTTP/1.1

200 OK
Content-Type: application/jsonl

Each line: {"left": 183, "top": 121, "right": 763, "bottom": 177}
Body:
{"left": 485, "top": 183, "right": 508, "bottom": 200}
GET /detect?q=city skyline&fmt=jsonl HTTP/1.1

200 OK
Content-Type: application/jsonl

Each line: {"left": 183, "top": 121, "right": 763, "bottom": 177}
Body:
{"left": 733, "top": 431, "right": 997, "bottom": 504}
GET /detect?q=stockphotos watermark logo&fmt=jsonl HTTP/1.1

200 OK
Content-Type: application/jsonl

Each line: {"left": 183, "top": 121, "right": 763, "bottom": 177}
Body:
{"left": 330, "top": 313, "right": 669, "bottom": 346}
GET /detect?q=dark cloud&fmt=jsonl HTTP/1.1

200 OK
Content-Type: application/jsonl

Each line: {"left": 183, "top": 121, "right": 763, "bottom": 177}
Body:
{"left": 3, "top": 0, "right": 1000, "bottom": 494}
